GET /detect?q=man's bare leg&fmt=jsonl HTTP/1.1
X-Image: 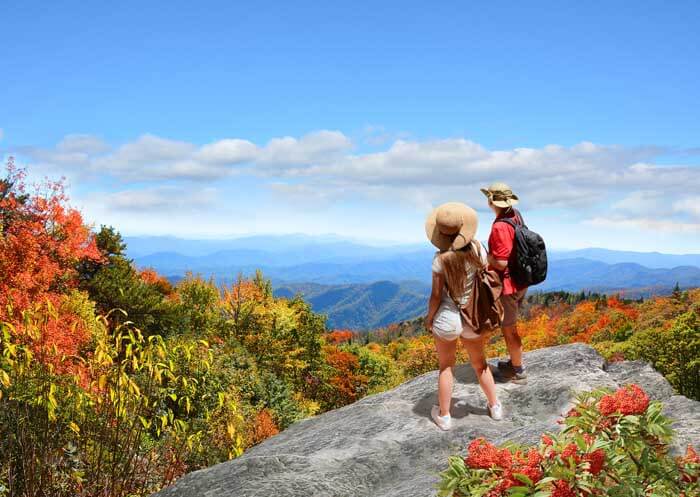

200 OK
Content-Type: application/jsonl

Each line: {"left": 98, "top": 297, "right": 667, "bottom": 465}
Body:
{"left": 501, "top": 324, "right": 523, "bottom": 368}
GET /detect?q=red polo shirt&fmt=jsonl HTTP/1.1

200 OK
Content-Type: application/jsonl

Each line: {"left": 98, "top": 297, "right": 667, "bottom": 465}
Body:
{"left": 488, "top": 209, "right": 526, "bottom": 295}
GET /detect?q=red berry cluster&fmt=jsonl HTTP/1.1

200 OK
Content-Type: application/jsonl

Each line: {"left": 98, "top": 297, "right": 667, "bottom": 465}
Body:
{"left": 465, "top": 436, "right": 607, "bottom": 496}
{"left": 551, "top": 479, "right": 576, "bottom": 497}
{"left": 465, "top": 438, "right": 506, "bottom": 470}
{"left": 599, "top": 384, "right": 650, "bottom": 416}
{"left": 584, "top": 449, "right": 606, "bottom": 475}
{"left": 465, "top": 439, "right": 545, "bottom": 496}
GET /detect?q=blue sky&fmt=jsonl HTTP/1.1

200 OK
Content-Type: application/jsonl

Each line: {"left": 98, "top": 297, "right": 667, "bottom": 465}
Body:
{"left": 2, "top": 1, "right": 699, "bottom": 251}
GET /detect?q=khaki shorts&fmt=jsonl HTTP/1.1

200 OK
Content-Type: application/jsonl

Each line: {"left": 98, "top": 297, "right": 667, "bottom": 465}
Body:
{"left": 501, "top": 289, "right": 527, "bottom": 327}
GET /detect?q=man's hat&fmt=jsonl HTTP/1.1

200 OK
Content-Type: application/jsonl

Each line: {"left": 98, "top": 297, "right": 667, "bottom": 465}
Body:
{"left": 480, "top": 182, "right": 519, "bottom": 208}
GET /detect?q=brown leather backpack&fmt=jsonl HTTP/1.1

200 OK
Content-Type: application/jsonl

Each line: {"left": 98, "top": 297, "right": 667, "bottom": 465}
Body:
{"left": 449, "top": 243, "right": 505, "bottom": 334}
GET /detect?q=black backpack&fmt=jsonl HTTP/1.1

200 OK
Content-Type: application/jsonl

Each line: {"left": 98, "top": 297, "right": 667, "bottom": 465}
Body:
{"left": 496, "top": 210, "right": 548, "bottom": 287}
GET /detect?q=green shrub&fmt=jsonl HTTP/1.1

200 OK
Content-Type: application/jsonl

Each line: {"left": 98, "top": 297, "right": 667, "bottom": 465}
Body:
{"left": 620, "top": 311, "right": 700, "bottom": 400}
{"left": 0, "top": 310, "right": 244, "bottom": 497}
{"left": 175, "top": 275, "right": 224, "bottom": 336}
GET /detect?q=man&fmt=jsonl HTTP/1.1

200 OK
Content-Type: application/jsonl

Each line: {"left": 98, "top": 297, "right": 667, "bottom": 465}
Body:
{"left": 481, "top": 182, "right": 528, "bottom": 383}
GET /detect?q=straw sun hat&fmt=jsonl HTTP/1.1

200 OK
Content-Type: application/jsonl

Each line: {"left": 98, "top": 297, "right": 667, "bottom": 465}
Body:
{"left": 480, "top": 182, "right": 519, "bottom": 208}
{"left": 425, "top": 202, "right": 478, "bottom": 251}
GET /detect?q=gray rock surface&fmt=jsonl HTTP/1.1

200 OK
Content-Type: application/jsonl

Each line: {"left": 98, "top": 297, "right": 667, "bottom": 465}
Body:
{"left": 154, "top": 343, "right": 700, "bottom": 497}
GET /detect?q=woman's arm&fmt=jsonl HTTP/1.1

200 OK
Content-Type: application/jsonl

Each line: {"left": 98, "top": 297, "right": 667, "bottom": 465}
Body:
{"left": 425, "top": 271, "right": 445, "bottom": 332}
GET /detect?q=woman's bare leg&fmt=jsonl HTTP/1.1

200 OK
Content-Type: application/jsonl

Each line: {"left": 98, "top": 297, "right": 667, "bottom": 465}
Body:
{"left": 434, "top": 335, "right": 457, "bottom": 416}
{"left": 461, "top": 336, "right": 499, "bottom": 407}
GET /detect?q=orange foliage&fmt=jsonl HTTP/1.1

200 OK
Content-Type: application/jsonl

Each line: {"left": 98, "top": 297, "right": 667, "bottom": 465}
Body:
{"left": 247, "top": 409, "right": 279, "bottom": 446}
{"left": 521, "top": 312, "right": 556, "bottom": 350}
{"left": 326, "top": 329, "right": 354, "bottom": 344}
{"left": 0, "top": 159, "right": 102, "bottom": 367}
{"left": 322, "top": 345, "right": 369, "bottom": 406}
{"left": 139, "top": 268, "right": 175, "bottom": 295}
{"left": 366, "top": 342, "right": 382, "bottom": 353}
{"left": 325, "top": 346, "right": 359, "bottom": 370}
{"left": 223, "top": 279, "right": 264, "bottom": 305}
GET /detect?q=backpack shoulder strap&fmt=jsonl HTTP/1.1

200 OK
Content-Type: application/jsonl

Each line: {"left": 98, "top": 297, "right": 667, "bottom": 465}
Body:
{"left": 495, "top": 209, "right": 526, "bottom": 229}
{"left": 495, "top": 217, "right": 518, "bottom": 228}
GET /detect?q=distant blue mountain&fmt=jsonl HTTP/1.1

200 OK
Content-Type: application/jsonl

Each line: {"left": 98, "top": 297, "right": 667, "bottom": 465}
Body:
{"left": 549, "top": 248, "right": 700, "bottom": 269}
{"left": 124, "top": 234, "right": 423, "bottom": 260}
{"left": 128, "top": 234, "right": 700, "bottom": 329}
{"left": 541, "top": 258, "right": 700, "bottom": 293}
{"left": 129, "top": 234, "right": 700, "bottom": 288}
{"left": 270, "top": 259, "right": 700, "bottom": 330}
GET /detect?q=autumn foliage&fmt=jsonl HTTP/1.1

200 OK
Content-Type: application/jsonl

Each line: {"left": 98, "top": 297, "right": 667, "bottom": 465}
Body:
{"left": 0, "top": 159, "right": 101, "bottom": 314}
{"left": 326, "top": 329, "right": 355, "bottom": 344}
{"left": 0, "top": 159, "right": 102, "bottom": 372}
{"left": 1, "top": 159, "right": 698, "bottom": 496}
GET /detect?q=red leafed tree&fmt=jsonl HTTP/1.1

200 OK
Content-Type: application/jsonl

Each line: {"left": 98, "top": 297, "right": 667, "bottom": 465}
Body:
{"left": 320, "top": 345, "right": 369, "bottom": 408}
{"left": 139, "top": 267, "right": 175, "bottom": 296}
{"left": 247, "top": 409, "right": 280, "bottom": 446}
{"left": 326, "top": 329, "right": 354, "bottom": 344}
{"left": 0, "top": 158, "right": 102, "bottom": 363}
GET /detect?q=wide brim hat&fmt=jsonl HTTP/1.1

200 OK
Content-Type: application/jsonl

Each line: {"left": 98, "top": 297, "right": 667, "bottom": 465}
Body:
{"left": 425, "top": 202, "right": 478, "bottom": 251}
{"left": 480, "top": 182, "right": 519, "bottom": 208}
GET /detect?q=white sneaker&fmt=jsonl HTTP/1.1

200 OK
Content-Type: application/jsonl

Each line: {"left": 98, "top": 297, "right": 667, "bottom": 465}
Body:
{"left": 488, "top": 402, "right": 504, "bottom": 421}
{"left": 431, "top": 405, "right": 452, "bottom": 431}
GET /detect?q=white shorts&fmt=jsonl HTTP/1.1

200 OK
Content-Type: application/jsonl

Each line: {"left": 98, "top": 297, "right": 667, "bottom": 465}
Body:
{"left": 432, "top": 324, "right": 482, "bottom": 341}
{"left": 432, "top": 303, "right": 482, "bottom": 341}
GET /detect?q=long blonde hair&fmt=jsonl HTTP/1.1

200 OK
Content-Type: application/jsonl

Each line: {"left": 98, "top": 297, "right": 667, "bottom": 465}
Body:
{"left": 439, "top": 241, "right": 483, "bottom": 298}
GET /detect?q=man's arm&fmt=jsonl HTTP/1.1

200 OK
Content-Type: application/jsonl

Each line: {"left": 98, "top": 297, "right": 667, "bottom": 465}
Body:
{"left": 488, "top": 253, "right": 508, "bottom": 271}
{"left": 487, "top": 223, "right": 513, "bottom": 271}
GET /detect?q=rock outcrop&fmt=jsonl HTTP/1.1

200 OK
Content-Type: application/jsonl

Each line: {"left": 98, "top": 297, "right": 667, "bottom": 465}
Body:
{"left": 154, "top": 344, "right": 699, "bottom": 497}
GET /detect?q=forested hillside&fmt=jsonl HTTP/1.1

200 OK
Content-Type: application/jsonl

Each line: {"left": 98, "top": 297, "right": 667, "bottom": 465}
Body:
{"left": 274, "top": 280, "right": 427, "bottom": 329}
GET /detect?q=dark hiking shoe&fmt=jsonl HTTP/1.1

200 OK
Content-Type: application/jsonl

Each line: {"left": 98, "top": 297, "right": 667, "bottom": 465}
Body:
{"left": 497, "top": 360, "right": 528, "bottom": 384}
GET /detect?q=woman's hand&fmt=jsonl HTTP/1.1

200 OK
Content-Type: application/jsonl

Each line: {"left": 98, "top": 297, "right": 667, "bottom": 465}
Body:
{"left": 425, "top": 317, "right": 433, "bottom": 333}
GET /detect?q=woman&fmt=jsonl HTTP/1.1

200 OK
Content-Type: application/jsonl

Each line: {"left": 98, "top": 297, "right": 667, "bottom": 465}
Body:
{"left": 424, "top": 202, "right": 503, "bottom": 430}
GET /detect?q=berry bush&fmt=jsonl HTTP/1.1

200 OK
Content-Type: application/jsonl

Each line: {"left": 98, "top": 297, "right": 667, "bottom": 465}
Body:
{"left": 438, "top": 385, "right": 699, "bottom": 497}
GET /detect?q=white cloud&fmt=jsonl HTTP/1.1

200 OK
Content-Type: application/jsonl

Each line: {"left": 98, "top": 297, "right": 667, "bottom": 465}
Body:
{"left": 257, "top": 130, "right": 352, "bottom": 169}
{"left": 57, "top": 134, "right": 110, "bottom": 154}
{"left": 10, "top": 130, "right": 700, "bottom": 239}
{"left": 612, "top": 191, "right": 670, "bottom": 216}
{"left": 194, "top": 139, "right": 258, "bottom": 164}
{"left": 17, "top": 130, "right": 352, "bottom": 181}
{"left": 584, "top": 215, "right": 700, "bottom": 235}
{"left": 673, "top": 196, "right": 700, "bottom": 220}
{"left": 84, "top": 185, "right": 217, "bottom": 213}
{"left": 90, "top": 134, "right": 196, "bottom": 178}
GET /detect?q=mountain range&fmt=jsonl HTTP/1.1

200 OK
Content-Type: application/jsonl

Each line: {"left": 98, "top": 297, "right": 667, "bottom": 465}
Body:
{"left": 274, "top": 281, "right": 429, "bottom": 329}
{"left": 126, "top": 234, "right": 700, "bottom": 330}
